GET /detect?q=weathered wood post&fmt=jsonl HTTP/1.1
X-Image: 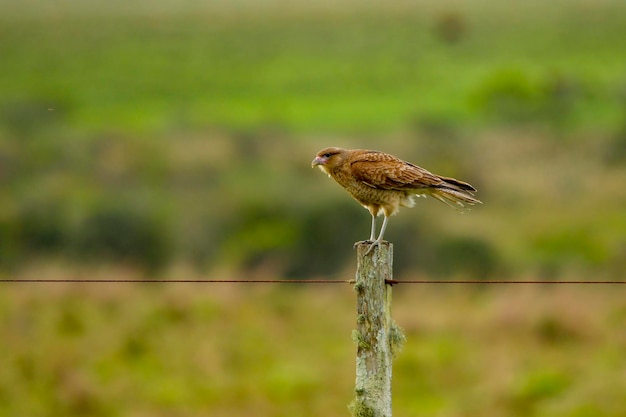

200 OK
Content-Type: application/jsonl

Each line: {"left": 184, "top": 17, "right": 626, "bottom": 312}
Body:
{"left": 350, "top": 241, "right": 405, "bottom": 417}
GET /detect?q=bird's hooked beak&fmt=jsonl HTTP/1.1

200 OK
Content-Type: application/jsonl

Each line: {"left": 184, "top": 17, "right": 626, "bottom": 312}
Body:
{"left": 311, "top": 155, "right": 327, "bottom": 168}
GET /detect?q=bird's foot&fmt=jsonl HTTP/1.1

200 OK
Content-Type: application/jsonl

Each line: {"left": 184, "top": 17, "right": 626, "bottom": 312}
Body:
{"left": 364, "top": 239, "right": 382, "bottom": 255}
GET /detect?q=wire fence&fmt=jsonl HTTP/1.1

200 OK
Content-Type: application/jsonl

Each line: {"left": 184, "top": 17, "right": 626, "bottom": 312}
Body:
{"left": 0, "top": 279, "right": 624, "bottom": 284}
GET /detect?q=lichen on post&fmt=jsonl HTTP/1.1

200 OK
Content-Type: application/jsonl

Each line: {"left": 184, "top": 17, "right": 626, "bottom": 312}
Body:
{"left": 350, "top": 241, "right": 404, "bottom": 417}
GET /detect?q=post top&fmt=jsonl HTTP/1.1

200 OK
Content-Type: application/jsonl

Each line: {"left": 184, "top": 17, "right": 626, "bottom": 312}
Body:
{"left": 354, "top": 240, "right": 392, "bottom": 249}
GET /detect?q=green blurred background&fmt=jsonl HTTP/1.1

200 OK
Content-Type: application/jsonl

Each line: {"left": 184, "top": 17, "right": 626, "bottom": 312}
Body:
{"left": 1, "top": 1, "right": 625, "bottom": 416}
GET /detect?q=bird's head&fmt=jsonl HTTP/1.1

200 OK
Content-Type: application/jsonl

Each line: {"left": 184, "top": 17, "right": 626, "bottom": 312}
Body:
{"left": 311, "top": 147, "right": 346, "bottom": 174}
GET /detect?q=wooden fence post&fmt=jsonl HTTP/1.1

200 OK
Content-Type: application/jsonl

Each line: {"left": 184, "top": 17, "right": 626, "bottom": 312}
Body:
{"left": 350, "top": 241, "right": 405, "bottom": 417}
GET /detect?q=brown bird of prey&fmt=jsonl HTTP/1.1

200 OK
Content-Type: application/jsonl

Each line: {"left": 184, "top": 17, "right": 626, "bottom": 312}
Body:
{"left": 311, "top": 147, "right": 481, "bottom": 252}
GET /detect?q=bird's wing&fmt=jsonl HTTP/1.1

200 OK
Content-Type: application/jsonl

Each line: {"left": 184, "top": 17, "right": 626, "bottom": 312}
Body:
{"left": 350, "top": 151, "right": 442, "bottom": 190}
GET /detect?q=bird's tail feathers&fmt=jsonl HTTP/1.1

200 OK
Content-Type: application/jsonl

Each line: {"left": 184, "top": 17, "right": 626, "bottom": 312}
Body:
{"left": 438, "top": 175, "right": 477, "bottom": 192}
{"left": 429, "top": 188, "right": 481, "bottom": 210}
{"left": 429, "top": 176, "right": 482, "bottom": 210}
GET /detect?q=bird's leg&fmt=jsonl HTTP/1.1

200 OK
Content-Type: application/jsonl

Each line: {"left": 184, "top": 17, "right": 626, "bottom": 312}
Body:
{"left": 365, "top": 215, "right": 389, "bottom": 255}
{"left": 377, "top": 215, "right": 389, "bottom": 242}
{"left": 369, "top": 213, "right": 377, "bottom": 241}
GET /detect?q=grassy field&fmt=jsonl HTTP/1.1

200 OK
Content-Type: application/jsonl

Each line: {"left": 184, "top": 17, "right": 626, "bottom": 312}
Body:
{"left": 1, "top": 0, "right": 626, "bottom": 133}
{"left": 1, "top": 1, "right": 626, "bottom": 416}
{"left": 1, "top": 270, "right": 625, "bottom": 417}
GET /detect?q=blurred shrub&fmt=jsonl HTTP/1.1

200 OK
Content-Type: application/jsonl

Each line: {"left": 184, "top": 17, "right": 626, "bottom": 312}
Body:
{"left": 387, "top": 219, "right": 434, "bottom": 275}
{"left": 433, "top": 11, "right": 467, "bottom": 44}
{"left": 533, "top": 315, "right": 580, "bottom": 345}
{"left": 74, "top": 204, "right": 172, "bottom": 273}
{"left": 0, "top": 216, "right": 19, "bottom": 267}
{"left": 472, "top": 69, "right": 542, "bottom": 123}
{"left": 0, "top": 200, "right": 70, "bottom": 267}
{"left": 209, "top": 197, "right": 502, "bottom": 280}
{"left": 17, "top": 201, "right": 69, "bottom": 254}
{"left": 212, "top": 200, "right": 367, "bottom": 278}
{"left": 428, "top": 236, "right": 500, "bottom": 279}
{"left": 509, "top": 370, "right": 572, "bottom": 414}
{"left": 394, "top": 227, "right": 500, "bottom": 279}
{"left": 214, "top": 203, "right": 298, "bottom": 272}
{"left": 285, "top": 201, "right": 367, "bottom": 278}
{"left": 531, "top": 228, "right": 608, "bottom": 276}
{"left": 541, "top": 72, "right": 587, "bottom": 127}
{"left": 472, "top": 69, "right": 586, "bottom": 127}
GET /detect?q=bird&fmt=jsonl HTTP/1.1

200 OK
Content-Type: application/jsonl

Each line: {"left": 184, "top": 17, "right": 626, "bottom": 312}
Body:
{"left": 311, "top": 147, "right": 481, "bottom": 253}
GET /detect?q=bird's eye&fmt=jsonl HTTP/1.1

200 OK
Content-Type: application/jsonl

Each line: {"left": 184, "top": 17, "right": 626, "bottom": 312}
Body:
{"left": 323, "top": 153, "right": 332, "bottom": 158}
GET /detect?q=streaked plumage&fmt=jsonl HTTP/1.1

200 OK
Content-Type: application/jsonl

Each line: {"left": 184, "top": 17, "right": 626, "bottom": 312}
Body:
{"left": 311, "top": 147, "right": 481, "bottom": 252}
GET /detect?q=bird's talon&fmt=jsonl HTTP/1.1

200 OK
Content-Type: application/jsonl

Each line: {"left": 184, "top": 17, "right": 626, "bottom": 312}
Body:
{"left": 364, "top": 241, "right": 381, "bottom": 255}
